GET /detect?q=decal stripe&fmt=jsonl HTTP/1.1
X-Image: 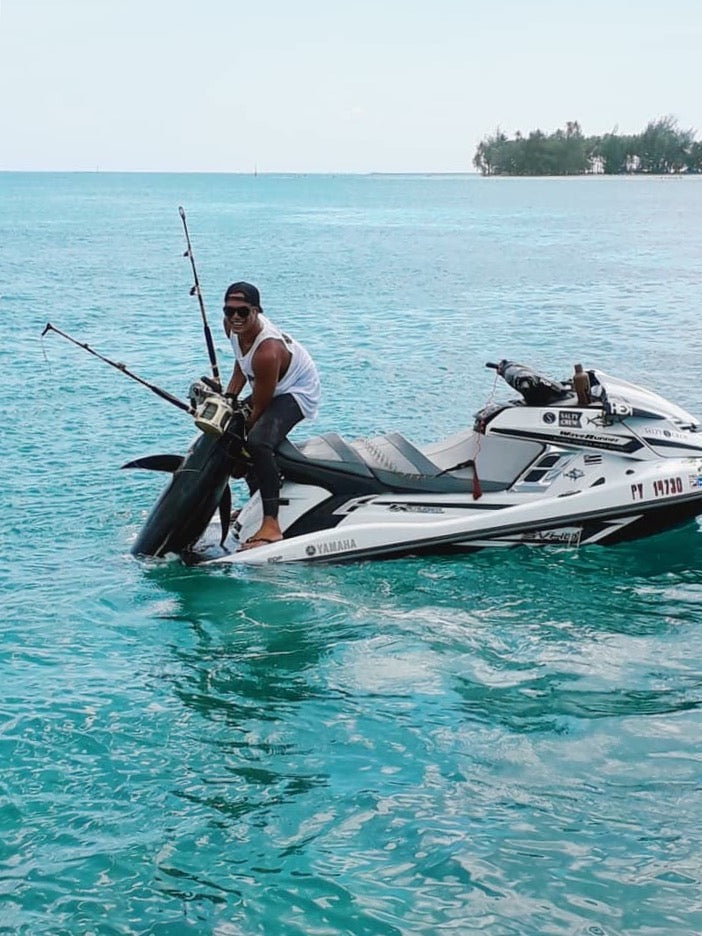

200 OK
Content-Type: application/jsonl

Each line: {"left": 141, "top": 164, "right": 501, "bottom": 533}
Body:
{"left": 378, "top": 500, "right": 508, "bottom": 511}
{"left": 642, "top": 437, "right": 702, "bottom": 451}
{"left": 302, "top": 491, "right": 702, "bottom": 562}
{"left": 492, "top": 427, "right": 644, "bottom": 453}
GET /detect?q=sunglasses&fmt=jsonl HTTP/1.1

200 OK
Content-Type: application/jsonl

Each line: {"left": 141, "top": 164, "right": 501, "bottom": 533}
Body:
{"left": 223, "top": 304, "right": 253, "bottom": 319}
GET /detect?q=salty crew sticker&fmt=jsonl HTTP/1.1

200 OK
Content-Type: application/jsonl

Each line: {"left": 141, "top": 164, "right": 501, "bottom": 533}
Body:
{"left": 558, "top": 411, "right": 582, "bottom": 428}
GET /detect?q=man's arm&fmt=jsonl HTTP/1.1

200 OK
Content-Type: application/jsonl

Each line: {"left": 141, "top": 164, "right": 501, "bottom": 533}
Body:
{"left": 223, "top": 318, "right": 247, "bottom": 397}
{"left": 226, "top": 361, "right": 246, "bottom": 398}
{"left": 248, "top": 342, "right": 283, "bottom": 427}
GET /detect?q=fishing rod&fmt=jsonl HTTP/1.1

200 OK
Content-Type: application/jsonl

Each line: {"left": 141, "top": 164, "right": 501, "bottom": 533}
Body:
{"left": 178, "top": 205, "right": 222, "bottom": 392}
{"left": 42, "top": 323, "right": 195, "bottom": 415}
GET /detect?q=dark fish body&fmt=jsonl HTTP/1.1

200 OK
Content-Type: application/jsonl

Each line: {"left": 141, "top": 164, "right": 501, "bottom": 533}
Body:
{"left": 127, "top": 422, "right": 245, "bottom": 557}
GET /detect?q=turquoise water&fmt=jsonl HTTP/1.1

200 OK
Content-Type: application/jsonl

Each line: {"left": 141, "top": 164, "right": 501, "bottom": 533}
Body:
{"left": 3, "top": 172, "right": 702, "bottom": 934}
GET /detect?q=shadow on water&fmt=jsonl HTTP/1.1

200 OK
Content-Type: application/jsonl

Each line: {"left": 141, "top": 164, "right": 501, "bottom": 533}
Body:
{"left": 125, "top": 523, "right": 702, "bottom": 933}
{"left": 141, "top": 520, "right": 702, "bottom": 729}
{"left": 141, "top": 562, "right": 340, "bottom": 792}
{"left": 133, "top": 561, "right": 424, "bottom": 933}
{"left": 137, "top": 522, "right": 702, "bottom": 752}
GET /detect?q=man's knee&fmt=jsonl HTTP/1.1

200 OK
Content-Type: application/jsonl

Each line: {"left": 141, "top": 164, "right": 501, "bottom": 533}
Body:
{"left": 245, "top": 425, "right": 275, "bottom": 457}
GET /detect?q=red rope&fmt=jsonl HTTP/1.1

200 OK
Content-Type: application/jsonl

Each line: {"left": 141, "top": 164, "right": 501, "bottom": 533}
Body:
{"left": 471, "top": 460, "right": 482, "bottom": 500}
{"left": 469, "top": 371, "right": 497, "bottom": 500}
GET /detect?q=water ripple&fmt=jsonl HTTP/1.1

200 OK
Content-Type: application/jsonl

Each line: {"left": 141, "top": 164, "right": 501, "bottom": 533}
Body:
{"left": 4, "top": 174, "right": 702, "bottom": 934}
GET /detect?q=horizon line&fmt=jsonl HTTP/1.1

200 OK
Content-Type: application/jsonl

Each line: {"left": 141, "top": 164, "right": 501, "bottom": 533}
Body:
{"left": 0, "top": 168, "right": 480, "bottom": 176}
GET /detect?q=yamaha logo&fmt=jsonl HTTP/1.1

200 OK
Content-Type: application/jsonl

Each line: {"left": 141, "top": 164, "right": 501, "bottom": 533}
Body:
{"left": 305, "top": 538, "right": 358, "bottom": 558}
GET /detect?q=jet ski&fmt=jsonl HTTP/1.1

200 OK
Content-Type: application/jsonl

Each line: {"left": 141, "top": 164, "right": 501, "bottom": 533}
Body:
{"left": 167, "top": 358, "right": 702, "bottom": 566}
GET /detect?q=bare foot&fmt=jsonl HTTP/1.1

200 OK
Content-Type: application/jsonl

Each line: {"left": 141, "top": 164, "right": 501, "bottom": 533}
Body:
{"left": 239, "top": 537, "right": 281, "bottom": 551}
{"left": 239, "top": 519, "right": 284, "bottom": 550}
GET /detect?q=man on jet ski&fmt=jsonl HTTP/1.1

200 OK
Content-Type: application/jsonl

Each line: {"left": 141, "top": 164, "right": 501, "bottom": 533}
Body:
{"left": 223, "top": 282, "right": 321, "bottom": 549}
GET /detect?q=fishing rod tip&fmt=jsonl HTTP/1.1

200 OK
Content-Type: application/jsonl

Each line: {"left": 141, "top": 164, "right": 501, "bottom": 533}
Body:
{"left": 178, "top": 206, "right": 185, "bottom": 217}
{"left": 41, "top": 322, "right": 53, "bottom": 337}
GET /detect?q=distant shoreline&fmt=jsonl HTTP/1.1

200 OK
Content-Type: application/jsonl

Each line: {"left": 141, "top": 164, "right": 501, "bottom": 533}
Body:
{"left": 1, "top": 169, "right": 700, "bottom": 178}
{"left": 473, "top": 117, "right": 701, "bottom": 177}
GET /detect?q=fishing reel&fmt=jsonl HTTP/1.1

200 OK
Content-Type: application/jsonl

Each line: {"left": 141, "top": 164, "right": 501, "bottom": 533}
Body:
{"left": 195, "top": 394, "right": 234, "bottom": 436}
{"left": 189, "top": 379, "right": 234, "bottom": 436}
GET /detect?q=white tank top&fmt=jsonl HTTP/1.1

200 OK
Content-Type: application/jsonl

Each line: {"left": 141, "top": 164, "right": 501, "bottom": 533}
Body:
{"left": 231, "top": 314, "right": 320, "bottom": 419}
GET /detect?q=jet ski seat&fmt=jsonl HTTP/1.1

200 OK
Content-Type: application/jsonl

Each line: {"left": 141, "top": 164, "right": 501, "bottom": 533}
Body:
{"left": 277, "top": 431, "right": 509, "bottom": 495}
{"left": 288, "top": 431, "right": 440, "bottom": 477}
{"left": 296, "top": 430, "right": 455, "bottom": 478}
{"left": 293, "top": 432, "right": 375, "bottom": 477}
{"left": 350, "top": 432, "right": 442, "bottom": 476}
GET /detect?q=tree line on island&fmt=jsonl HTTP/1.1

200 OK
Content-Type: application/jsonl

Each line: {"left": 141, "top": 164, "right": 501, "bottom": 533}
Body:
{"left": 473, "top": 117, "right": 702, "bottom": 176}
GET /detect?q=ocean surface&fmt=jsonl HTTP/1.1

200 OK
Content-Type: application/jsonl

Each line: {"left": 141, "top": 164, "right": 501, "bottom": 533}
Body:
{"left": 3, "top": 172, "right": 702, "bottom": 935}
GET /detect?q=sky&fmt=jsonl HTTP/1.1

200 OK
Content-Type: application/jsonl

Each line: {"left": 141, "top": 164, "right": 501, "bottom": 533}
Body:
{"left": 0, "top": 0, "right": 700, "bottom": 173}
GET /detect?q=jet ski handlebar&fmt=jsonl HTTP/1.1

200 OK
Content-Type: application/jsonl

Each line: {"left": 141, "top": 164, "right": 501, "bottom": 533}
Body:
{"left": 485, "top": 359, "right": 571, "bottom": 406}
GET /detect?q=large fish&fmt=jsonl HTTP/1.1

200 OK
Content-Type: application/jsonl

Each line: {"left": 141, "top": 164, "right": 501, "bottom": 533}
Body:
{"left": 124, "top": 411, "right": 248, "bottom": 558}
